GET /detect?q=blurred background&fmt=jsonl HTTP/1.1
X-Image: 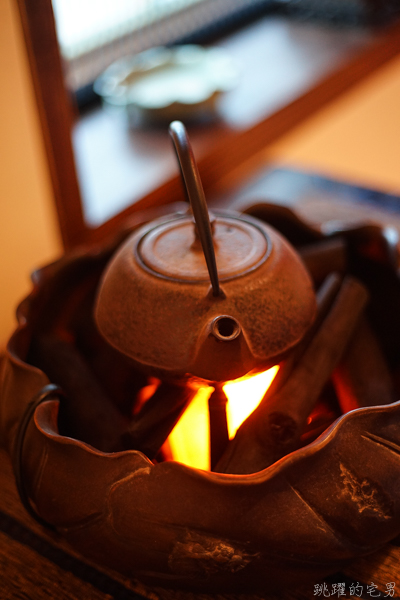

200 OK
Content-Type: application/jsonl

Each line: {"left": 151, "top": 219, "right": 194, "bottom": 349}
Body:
{"left": 1, "top": 0, "right": 400, "bottom": 348}
{"left": 51, "top": 0, "right": 398, "bottom": 103}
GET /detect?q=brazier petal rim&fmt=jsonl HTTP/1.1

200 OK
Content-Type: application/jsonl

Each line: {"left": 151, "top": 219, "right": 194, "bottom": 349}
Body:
{"left": 1, "top": 206, "right": 400, "bottom": 592}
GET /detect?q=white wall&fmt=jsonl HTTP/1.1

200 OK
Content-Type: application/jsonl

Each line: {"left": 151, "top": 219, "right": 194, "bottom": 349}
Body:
{"left": 0, "top": 0, "right": 62, "bottom": 350}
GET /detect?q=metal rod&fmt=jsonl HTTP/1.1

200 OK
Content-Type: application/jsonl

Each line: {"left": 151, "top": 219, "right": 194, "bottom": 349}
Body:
{"left": 168, "top": 121, "right": 220, "bottom": 297}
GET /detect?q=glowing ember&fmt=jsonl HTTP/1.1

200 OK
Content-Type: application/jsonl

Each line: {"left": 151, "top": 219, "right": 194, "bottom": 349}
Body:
{"left": 133, "top": 377, "right": 160, "bottom": 415}
{"left": 167, "top": 366, "right": 279, "bottom": 470}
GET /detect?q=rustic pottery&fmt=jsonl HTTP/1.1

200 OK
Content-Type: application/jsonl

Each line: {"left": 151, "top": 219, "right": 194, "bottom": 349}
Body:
{"left": 1, "top": 124, "right": 400, "bottom": 593}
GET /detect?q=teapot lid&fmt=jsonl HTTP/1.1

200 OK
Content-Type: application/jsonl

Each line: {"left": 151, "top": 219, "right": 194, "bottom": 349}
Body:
{"left": 138, "top": 213, "right": 270, "bottom": 283}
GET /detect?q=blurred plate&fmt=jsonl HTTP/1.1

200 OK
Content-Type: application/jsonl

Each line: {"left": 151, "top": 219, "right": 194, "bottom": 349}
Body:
{"left": 94, "top": 45, "right": 238, "bottom": 123}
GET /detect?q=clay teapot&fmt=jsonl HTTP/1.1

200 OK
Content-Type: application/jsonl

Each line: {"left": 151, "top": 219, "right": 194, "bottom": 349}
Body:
{"left": 95, "top": 122, "right": 316, "bottom": 381}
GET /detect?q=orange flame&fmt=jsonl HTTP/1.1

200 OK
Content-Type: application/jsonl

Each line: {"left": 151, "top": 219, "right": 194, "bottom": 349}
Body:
{"left": 224, "top": 366, "right": 279, "bottom": 438}
{"left": 167, "top": 366, "right": 279, "bottom": 470}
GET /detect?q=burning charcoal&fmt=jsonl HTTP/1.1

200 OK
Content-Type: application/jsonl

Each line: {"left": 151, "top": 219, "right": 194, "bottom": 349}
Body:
{"left": 332, "top": 315, "right": 396, "bottom": 412}
{"left": 243, "top": 202, "right": 322, "bottom": 246}
{"left": 119, "top": 382, "right": 197, "bottom": 458}
{"left": 298, "top": 389, "right": 341, "bottom": 447}
{"left": 216, "top": 275, "right": 369, "bottom": 475}
{"left": 299, "top": 237, "right": 347, "bottom": 284}
{"left": 269, "top": 271, "right": 343, "bottom": 394}
{"left": 208, "top": 386, "right": 229, "bottom": 469}
{"left": 31, "top": 333, "right": 128, "bottom": 452}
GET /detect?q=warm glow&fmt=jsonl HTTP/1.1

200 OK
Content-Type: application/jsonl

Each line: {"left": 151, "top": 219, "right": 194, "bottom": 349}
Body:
{"left": 167, "top": 366, "right": 279, "bottom": 470}
{"left": 168, "top": 385, "right": 213, "bottom": 471}
{"left": 224, "top": 366, "right": 280, "bottom": 438}
{"left": 133, "top": 377, "right": 160, "bottom": 415}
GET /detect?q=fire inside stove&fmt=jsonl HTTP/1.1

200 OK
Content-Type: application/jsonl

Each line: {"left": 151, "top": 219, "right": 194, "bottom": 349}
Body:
{"left": 168, "top": 367, "right": 279, "bottom": 470}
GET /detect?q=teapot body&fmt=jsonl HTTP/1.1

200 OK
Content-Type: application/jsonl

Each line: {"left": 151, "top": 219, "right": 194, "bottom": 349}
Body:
{"left": 95, "top": 211, "right": 316, "bottom": 382}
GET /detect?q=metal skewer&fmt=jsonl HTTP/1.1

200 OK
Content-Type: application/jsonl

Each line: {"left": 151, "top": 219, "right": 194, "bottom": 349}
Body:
{"left": 168, "top": 121, "right": 221, "bottom": 297}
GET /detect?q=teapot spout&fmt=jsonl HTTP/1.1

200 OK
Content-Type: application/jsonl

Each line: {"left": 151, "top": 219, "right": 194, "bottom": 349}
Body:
{"left": 190, "top": 315, "right": 255, "bottom": 382}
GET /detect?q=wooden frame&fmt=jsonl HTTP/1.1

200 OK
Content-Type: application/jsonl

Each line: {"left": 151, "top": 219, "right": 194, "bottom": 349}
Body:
{"left": 17, "top": 0, "right": 85, "bottom": 248}
{"left": 17, "top": 0, "right": 400, "bottom": 249}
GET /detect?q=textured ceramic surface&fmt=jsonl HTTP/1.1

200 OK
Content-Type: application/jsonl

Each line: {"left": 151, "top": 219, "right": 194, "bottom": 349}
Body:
{"left": 1, "top": 203, "right": 400, "bottom": 593}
